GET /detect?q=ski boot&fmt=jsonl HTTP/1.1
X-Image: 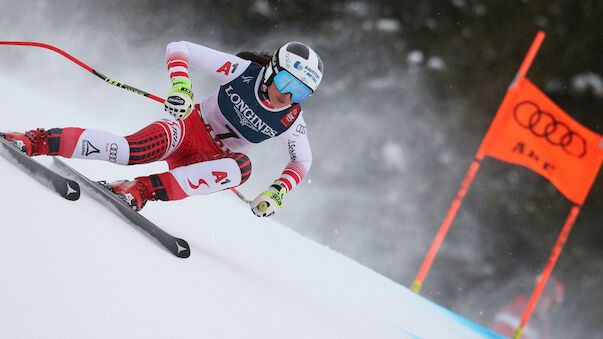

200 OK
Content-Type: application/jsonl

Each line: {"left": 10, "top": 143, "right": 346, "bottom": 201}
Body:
{"left": 100, "top": 177, "right": 156, "bottom": 211}
{"left": 0, "top": 129, "right": 50, "bottom": 156}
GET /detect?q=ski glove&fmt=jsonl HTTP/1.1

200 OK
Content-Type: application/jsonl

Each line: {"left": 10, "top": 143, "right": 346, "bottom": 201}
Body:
{"left": 164, "top": 79, "right": 194, "bottom": 120}
{"left": 251, "top": 181, "right": 287, "bottom": 217}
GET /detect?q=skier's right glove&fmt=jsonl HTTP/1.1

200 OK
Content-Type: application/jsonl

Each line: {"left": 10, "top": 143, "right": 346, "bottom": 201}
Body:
{"left": 164, "top": 79, "right": 194, "bottom": 120}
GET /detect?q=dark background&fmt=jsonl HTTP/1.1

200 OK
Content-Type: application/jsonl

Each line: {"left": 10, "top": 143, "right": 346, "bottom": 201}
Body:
{"left": 2, "top": 1, "right": 601, "bottom": 337}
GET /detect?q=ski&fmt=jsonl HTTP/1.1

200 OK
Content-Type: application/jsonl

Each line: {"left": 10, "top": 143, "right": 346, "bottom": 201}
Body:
{"left": 52, "top": 157, "right": 191, "bottom": 258}
{"left": 0, "top": 136, "right": 80, "bottom": 201}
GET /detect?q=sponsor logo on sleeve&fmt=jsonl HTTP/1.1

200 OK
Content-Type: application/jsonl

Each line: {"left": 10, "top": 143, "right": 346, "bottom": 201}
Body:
{"left": 217, "top": 61, "right": 239, "bottom": 75}
{"left": 281, "top": 106, "right": 300, "bottom": 127}
{"left": 287, "top": 140, "right": 297, "bottom": 161}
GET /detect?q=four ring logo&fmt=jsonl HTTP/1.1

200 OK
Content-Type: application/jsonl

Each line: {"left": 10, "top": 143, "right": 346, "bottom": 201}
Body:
{"left": 108, "top": 143, "right": 118, "bottom": 163}
{"left": 513, "top": 101, "right": 587, "bottom": 158}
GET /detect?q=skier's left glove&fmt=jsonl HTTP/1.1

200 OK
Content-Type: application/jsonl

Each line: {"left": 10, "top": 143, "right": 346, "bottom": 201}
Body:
{"left": 251, "top": 181, "right": 287, "bottom": 217}
{"left": 164, "top": 79, "right": 194, "bottom": 120}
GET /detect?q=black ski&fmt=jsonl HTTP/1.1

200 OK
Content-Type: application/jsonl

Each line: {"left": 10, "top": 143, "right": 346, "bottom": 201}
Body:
{"left": 0, "top": 136, "right": 80, "bottom": 201}
{"left": 51, "top": 157, "right": 190, "bottom": 258}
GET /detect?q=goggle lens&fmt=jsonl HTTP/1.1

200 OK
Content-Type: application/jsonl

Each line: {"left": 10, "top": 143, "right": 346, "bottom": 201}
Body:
{"left": 273, "top": 70, "right": 313, "bottom": 103}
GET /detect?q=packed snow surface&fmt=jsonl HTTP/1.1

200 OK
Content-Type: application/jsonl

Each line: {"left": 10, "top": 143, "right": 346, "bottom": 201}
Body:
{"left": 0, "top": 152, "right": 506, "bottom": 339}
{"left": 0, "top": 72, "right": 503, "bottom": 339}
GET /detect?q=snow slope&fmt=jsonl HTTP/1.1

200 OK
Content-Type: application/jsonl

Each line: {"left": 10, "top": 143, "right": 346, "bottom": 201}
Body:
{"left": 0, "top": 150, "right": 506, "bottom": 339}
{"left": 0, "top": 55, "right": 504, "bottom": 338}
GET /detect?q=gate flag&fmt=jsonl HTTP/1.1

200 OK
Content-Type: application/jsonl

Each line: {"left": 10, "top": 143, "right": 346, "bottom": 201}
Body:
{"left": 479, "top": 77, "right": 603, "bottom": 205}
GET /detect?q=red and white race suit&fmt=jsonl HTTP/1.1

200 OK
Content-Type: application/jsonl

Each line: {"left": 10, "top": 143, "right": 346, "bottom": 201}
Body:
{"left": 493, "top": 295, "right": 552, "bottom": 339}
{"left": 43, "top": 41, "right": 312, "bottom": 201}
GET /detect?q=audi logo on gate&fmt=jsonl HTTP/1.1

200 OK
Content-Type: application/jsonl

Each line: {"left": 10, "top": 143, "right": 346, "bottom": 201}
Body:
{"left": 513, "top": 101, "right": 587, "bottom": 158}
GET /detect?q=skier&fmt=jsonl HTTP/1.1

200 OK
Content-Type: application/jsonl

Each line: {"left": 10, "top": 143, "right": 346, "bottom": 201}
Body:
{"left": 1, "top": 41, "right": 323, "bottom": 216}
{"left": 492, "top": 277, "right": 565, "bottom": 339}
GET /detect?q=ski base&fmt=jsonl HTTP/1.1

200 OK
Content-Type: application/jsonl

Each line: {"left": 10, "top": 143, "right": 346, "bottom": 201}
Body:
{"left": 52, "top": 157, "right": 190, "bottom": 258}
{"left": 0, "top": 136, "right": 80, "bottom": 201}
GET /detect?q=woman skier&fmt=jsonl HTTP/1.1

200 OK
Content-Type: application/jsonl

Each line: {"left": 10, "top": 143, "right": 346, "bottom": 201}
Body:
{"left": 1, "top": 41, "right": 323, "bottom": 217}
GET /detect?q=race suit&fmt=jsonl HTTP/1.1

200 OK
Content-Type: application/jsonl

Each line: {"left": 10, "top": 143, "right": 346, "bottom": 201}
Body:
{"left": 43, "top": 41, "right": 312, "bottom": 201}
{"left": 493, "top": 295, "right": 552, "bottom": 339}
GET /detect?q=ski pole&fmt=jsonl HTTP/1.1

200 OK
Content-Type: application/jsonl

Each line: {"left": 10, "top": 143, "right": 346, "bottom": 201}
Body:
{"left": 230, "top": 187, "right": 252, "bottom": 204}
{"left": 0, "top": 42, "right": 165, "bottom": 103}
{"left": 0, "top": 41, "right": 252, "bottom": 205}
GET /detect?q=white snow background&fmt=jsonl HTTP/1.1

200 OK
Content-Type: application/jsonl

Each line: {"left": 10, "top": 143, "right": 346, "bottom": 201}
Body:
{"left": 0, "top": 44, "right": 504, "bottom": 339}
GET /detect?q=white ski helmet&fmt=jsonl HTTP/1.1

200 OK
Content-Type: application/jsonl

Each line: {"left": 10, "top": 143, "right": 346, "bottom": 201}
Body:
{"left": 263, "top": 42, "right": 323, "bottom": 101}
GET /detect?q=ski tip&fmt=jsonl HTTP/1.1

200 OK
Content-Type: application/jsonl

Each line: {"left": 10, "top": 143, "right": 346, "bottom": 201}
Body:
{"left": 174, "top": 238, "right": 191, "bottom": 258}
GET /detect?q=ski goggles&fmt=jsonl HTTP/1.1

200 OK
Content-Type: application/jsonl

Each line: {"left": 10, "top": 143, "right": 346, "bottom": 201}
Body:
{"left": 273, "top": 70, "right": 313, "bottom": 103}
